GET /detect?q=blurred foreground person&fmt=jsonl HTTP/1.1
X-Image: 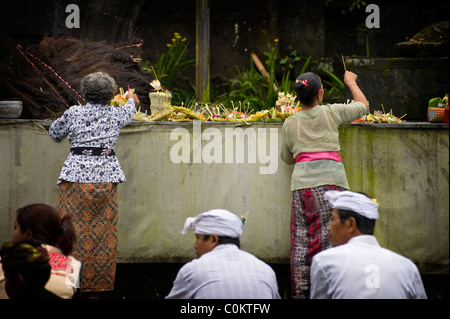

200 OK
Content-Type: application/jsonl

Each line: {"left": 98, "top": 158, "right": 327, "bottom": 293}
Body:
{"left": 12, "top": 203, "right": 80, "bottom": 298}
{"left": 0, "top": 242, "right": 61, "bottom": 299}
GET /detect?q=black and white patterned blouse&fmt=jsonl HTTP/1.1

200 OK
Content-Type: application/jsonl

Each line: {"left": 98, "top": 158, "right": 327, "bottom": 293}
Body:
{"left": 49, "top": 99, "right": 135, "bottom": 184}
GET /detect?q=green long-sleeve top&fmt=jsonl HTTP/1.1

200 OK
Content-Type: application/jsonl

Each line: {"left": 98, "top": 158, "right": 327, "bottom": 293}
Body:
{"left": 281, "top": 102, "right": 368, "bottom": 191}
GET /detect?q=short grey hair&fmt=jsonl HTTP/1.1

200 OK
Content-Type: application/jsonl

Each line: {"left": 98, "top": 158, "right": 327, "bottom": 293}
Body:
{"left": 80, "top": 72, "right": 117, "bottom": 104}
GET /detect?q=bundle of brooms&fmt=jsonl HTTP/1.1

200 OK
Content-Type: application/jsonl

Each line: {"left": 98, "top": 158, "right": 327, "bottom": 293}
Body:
{"left": 0, "top": 33, "right": 154, "bottom": 119}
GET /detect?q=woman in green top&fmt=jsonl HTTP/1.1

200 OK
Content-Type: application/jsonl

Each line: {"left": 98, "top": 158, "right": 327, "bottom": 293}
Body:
{"left": 281, "top": 71, "right": 369, "bottom": 299}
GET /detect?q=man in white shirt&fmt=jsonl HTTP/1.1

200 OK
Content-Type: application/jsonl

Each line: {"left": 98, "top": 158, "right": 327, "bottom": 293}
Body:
{"left": 166, "top": 209, "right": 281, "bottom": 299}
{"left": 310, "top": 191, "right": 427, "bottom": 299}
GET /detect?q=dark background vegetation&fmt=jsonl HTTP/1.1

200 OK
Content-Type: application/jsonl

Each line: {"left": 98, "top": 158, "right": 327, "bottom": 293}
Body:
{"left": 0, "top": 0, "right": 448, "bottom": 299}
{"left": 1, "top": 0, "right": 448, "bottom": 119}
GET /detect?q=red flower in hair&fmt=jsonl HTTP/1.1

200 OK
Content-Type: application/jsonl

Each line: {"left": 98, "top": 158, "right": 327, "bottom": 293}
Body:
{"left": 295, "top": 79, "right": 309, "bottom": 87}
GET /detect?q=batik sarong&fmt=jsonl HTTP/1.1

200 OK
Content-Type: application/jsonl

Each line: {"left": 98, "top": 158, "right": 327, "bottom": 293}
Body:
{"left": 57, "top": 181, "right": 118, "bottom": 292}
{"left": 290, "top": 184, "right": 345, "bottom": 299}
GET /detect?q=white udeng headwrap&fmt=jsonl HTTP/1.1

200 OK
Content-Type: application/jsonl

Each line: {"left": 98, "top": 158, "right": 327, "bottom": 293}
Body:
{"left": 181, "top": 209, "right": 243, "bottom": 238}
{"left": 324, "top": 190, "right": 379, "bottom": 220}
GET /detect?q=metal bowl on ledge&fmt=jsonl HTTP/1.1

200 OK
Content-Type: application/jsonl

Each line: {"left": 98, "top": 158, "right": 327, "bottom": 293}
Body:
{"left": 0, "top": 100, "right": 23, "bottom": 119}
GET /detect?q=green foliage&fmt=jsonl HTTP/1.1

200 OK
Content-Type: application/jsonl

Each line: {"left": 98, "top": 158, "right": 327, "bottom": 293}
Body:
{"left": 262, "top": 40, "right": 279, "bottom": 110}
{"left": 227, "top": 61, "right": 265, "bottom": 109}
{"left": 279, "top": 54, "right": 312, "bottom": 93}
{"left": 220, "top": 42, "right": 312, "bottom": 111}
{"left": 141, "top": 32, "right": 195, "bottom": 104}
{"left": 141, "top": 34, "right": 345, "bottom": 109}
{"left": 319, "top": 65, "right": 345, "bottom": 99}
{"left": 280, "top": 46, "right": 301, "bottom": 70}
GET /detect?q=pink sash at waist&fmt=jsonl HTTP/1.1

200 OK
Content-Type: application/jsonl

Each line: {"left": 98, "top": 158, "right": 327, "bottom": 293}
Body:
{"left": 296, "top": 151, "right": 342, "bottom": 163}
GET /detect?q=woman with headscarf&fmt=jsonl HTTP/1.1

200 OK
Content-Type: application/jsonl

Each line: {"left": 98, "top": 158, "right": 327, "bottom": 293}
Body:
{"left": 48, "top": 72, "right": 139, "bottom": 297}
{"left": 281, "top": 70, "right": 369, "bottom": 299}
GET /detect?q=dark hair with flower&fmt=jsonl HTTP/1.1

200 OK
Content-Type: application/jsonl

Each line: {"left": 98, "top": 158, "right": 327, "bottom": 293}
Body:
{"left": 293, "top": 72, "right": 323, "bottom": 106}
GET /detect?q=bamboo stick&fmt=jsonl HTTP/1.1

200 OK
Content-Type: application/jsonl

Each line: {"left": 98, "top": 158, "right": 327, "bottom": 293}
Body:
{"left": 251, "top": 53, "right": 278, "bottom": 92}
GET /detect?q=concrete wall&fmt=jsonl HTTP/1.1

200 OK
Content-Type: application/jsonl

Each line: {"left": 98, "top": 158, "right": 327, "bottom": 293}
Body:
{"left": 0, "top": 120, "right": 448, "bottom": 273}
{"left": 345, "top": 57, "right": 449, "bottom": 121}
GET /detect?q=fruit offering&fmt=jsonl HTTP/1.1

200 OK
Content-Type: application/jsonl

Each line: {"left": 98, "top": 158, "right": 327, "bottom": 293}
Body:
{"left": 111, "top": 87, "right": 135, "bottom": 107}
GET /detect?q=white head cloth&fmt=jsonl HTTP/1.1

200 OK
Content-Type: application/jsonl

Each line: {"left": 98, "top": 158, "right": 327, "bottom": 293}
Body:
{"left": 181, "top": 209, "right": 243, "bottom": 238}
{"left": 324, "top": 190, "right": 379, "bottom": 220}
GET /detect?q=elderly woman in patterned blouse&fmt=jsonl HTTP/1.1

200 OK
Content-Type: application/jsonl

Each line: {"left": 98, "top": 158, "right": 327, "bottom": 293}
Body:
{"left": 49, "top": 72, "right": 139, "bottom": 298}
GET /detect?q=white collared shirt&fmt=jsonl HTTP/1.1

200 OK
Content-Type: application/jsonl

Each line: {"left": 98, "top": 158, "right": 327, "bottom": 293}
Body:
{"left": 166, "top": 244, "right": 281, "bottom": 299}
{"left": 310, "top": 235, "right": 427, "bottom": 299}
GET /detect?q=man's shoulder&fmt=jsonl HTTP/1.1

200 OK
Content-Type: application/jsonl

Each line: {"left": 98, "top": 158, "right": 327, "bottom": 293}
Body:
{"left": 380, "top": 246, "right": 419, "bottom": 269}
{"left": 313, "top": 244, "right": 347, "bottom": 264}
{"left": 212, "top": 245, "right": 273, "bottom": 268}
{"left": 177, "top": 257, "right": 202, "bottom": 273}
{"left": 313, "top": 237, "right": 418, "bottom": 271}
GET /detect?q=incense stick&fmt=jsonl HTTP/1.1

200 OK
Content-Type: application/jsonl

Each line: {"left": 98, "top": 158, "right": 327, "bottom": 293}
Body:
{"left": 151, "top": 65, "right": 159, "bottom": 82}
{"left": 341, "top": 54, "right": 347, "bottom": 72}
